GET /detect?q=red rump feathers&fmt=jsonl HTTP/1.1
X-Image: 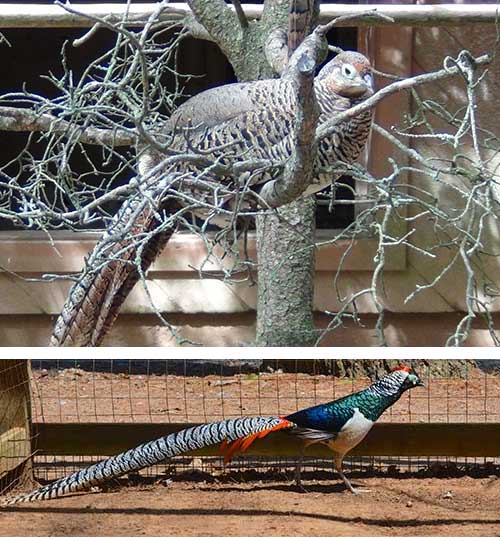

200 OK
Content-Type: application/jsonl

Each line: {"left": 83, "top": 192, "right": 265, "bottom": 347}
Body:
{"left": 392, "top": 365, "right": 412, "bottom": 373}
{"left": 220, "top": 418, "right": 293, "bottom": 464}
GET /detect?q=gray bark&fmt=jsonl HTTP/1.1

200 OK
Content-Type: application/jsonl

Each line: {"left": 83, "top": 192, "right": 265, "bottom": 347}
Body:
{"left": 255, "top": 0, "right": 318, "bottom": 347}
{"left": 255, "top": 197, "right": 317, "bottom": 346}
{"left": 186, "top": 0, "right": 289, "bottom": 82}
{"left": 186, "top": 0, "right": 318, "bottom": 346}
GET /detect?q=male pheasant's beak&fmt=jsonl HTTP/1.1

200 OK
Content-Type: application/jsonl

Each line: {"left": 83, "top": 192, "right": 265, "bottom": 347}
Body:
{"left": 414, "top": 377, "right": 425, "bottom": 387}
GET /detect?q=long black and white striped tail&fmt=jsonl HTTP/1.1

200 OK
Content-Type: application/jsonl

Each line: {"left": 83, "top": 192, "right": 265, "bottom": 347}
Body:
{"left": 2, "top": 416, "right": 286, "bottom": 505}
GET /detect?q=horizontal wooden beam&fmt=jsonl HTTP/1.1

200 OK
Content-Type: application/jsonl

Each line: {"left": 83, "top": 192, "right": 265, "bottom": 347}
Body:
{"left": 0, "top": 230, "right": 400, "bottom": 274}
{"left": 33, "top": 422, "right": 500, "bottom": 459}
{"left": 0, "top": 4, "right": 496, "bottom": 29}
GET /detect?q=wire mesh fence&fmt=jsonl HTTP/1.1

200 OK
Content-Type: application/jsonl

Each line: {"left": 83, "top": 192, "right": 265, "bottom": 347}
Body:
{"left": 0, "top": 361, "right": 35, "bottom": 495}
{"left": 29, "top": 359, "right": 500, "bottom": 424}
{"left": 2, "top": 360, "right": 500, "bottom": 494}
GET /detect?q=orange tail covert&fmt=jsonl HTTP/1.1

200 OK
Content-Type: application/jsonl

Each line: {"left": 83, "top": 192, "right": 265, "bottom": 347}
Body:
{"left": 220, "top": 418, "right": 293, "bottom": 463}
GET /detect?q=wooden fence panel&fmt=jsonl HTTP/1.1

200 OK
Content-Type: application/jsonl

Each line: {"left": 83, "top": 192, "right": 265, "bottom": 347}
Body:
{"left": 0, "top": 360, "right": 33, "bottom": 490}
{"left": 33, "top": 421, "right": 500, "bottom": 458}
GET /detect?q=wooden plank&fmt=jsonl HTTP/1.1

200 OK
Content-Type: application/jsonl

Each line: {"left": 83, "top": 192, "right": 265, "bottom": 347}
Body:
{"left": 0, "top": 4, "right": 496, "bottom": 29}
{"left": 0, "top": 231, "right": 402, "bottom": 273}
{"left": 33, "top": 422, "right": 500, "bottom": 459}
{"left": 0, "top": 266, "right": 459, "bottom": 316}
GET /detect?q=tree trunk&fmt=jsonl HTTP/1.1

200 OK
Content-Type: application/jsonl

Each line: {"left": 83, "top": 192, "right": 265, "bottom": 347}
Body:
{"left": 186, "top": 0, "right": 318, "bottom": 347}
{"left": 255, "top": 197, "right": 317, "bottom": 346}
{"left": 254, "top": 0, "right": 318, "bottom": 347}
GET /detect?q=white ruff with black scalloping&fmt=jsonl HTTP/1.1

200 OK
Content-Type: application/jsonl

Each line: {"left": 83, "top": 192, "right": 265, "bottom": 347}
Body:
{"left": 368, "top": 370, "right": 409, "bottom": 398}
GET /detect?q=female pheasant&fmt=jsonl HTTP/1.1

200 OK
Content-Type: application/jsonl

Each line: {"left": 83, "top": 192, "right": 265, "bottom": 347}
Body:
{"left": 3, "top": 366, "right": 422, "bottom": 504}
{"left": 50, "top": 49, "right": 374, "bottom": 346}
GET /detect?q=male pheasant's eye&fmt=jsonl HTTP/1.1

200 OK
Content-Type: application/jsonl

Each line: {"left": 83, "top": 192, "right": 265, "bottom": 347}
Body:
{"left": 341, "top": 64, "right": 356, "bottom": 79}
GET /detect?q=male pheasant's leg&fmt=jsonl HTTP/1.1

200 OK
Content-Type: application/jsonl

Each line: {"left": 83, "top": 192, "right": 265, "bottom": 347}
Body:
{"left": 334, "top": 457, "right": 370, "bottom": 495}
{"left": 294, "top": 452, "right": 307, "bottom": 492}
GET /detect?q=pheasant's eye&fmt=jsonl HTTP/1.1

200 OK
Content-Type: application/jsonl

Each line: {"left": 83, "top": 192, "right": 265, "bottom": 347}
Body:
{"left": 342, "top": 64, "right": 356, "bottom": 79}
{"left": 407, "top": 374, "right": 421, "bottom": 387}
{"left": 341, "top": 64, "right": 356, "bottom": 79}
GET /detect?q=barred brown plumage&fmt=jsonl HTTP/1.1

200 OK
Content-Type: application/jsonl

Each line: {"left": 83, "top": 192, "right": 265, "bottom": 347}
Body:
{"left": 288, "top": 0, "right": 320, "bottom": 54}
{"left": 50, "top": 48, "right": 374, "bottom": 346}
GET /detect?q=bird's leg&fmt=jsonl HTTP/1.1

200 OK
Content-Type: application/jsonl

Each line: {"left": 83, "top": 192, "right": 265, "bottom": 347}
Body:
{"left": 294, "top": 450, "right": 308, "bottom": 492}
{"left": 334, "top": 457, "right": 370, "bottom": 495}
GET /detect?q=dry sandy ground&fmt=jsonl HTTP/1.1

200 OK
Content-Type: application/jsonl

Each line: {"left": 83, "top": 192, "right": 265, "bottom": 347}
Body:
{"left": 1, "top": 476, "right": 500, "bottom": 537}
{"left": 30, "top": 365, "right": 500, "bottom": 425}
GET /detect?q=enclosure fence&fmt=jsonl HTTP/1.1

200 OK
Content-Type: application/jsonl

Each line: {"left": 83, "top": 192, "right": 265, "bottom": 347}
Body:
{"left": 1, "top": 360, "right": 500, "bottom": 495}
{"left": 0, "top": 361, "right": 34, "bottom": 494}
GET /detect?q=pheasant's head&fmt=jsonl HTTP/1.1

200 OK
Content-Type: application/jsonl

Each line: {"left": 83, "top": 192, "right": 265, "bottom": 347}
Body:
{"left": 370, "top": 365, "right": 424, "bottom": 401}
{"left": 390, "top": 365, "right": 425, "bottom": 391}
{"left": 317, "top": 51, "right": 373, "bottom": 99}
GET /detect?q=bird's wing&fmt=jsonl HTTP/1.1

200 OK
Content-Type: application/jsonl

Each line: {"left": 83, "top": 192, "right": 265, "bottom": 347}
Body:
{"left": 290, "top": 426, "right": 338, "bottom": 442}
{"left": 285, "top": 400, "right": 356, "bottom": 434}
{"left": 166, "top": 80, "right": 270, "bottom": 132}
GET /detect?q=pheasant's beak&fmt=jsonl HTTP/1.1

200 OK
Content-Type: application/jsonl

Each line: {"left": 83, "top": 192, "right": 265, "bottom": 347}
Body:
{"left": 353, "top": 74, "right": 368, "bottom": 89}
{"left": 362, "top": 73, "right": 373, "bottom": 90}
{"left": 344, "top": 75, "right": 372, "bottom": 97}
{"left": 417, "top": 381, "right": 425, "bottom": 387}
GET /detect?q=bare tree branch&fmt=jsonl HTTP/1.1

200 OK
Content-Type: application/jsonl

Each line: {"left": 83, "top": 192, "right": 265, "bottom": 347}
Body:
{"left": 231, "top": 0, "right": 249, "bottom": 29}
{"left": 259, "top": 52, "right": 319, "bottom": 206}
{"left": 0, "top": 106, "right": 136, "bottom": 146}
{"left": 315, "top": 9, "right": 394, "bottom": 35}
{"left": 183, "top": 13, "right": 216, "bottom": 41}
{"left": 264, "top": 28, "right": 289, "bottom": 74}
{"left": 186, "top": 0, "right": 243, "bottom": 57}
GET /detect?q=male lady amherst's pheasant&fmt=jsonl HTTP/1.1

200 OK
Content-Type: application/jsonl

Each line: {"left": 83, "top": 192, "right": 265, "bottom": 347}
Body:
{"left": 50, "top": 46, "right": 374, "bottom": 346}
{"left": 3, "top": 366, "right": 422, "bottom": 505}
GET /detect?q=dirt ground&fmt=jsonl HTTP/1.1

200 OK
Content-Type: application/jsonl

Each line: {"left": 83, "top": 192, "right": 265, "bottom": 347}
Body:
{"left": 1, "top": 476, "right": 500, "bottom": 536}
{"left": 29, "top": 363, "right": 500, "bottom": 424}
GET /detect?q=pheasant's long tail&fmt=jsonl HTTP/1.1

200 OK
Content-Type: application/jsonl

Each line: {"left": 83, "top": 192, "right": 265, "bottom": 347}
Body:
{"left": 2, "top": 416, "right": 293, "bottom": 505}
{"left": 50, "top": 191, "right": 178, "bottom": 347}
{"left": 288, "top": 0, "right": 320, "bottom": 55}
{"left": 220, "top": 417, "right": 293, "bottom": 463}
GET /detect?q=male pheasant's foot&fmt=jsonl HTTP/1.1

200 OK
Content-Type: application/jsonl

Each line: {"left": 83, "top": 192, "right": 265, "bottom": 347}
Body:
{"left": 294, "top": 480, "right": 309, "bottom": 493}
{"left": 350, "top": 487, "right": 371, "bottom": 495}
{"left": 294, "top": 471, "right": 308, "bottom": 493}
{"left": 294, "top": 458, "right": 307, "bottom": 492}
{"left": 336, "top": 466, "right": 371, "bottom": 495}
